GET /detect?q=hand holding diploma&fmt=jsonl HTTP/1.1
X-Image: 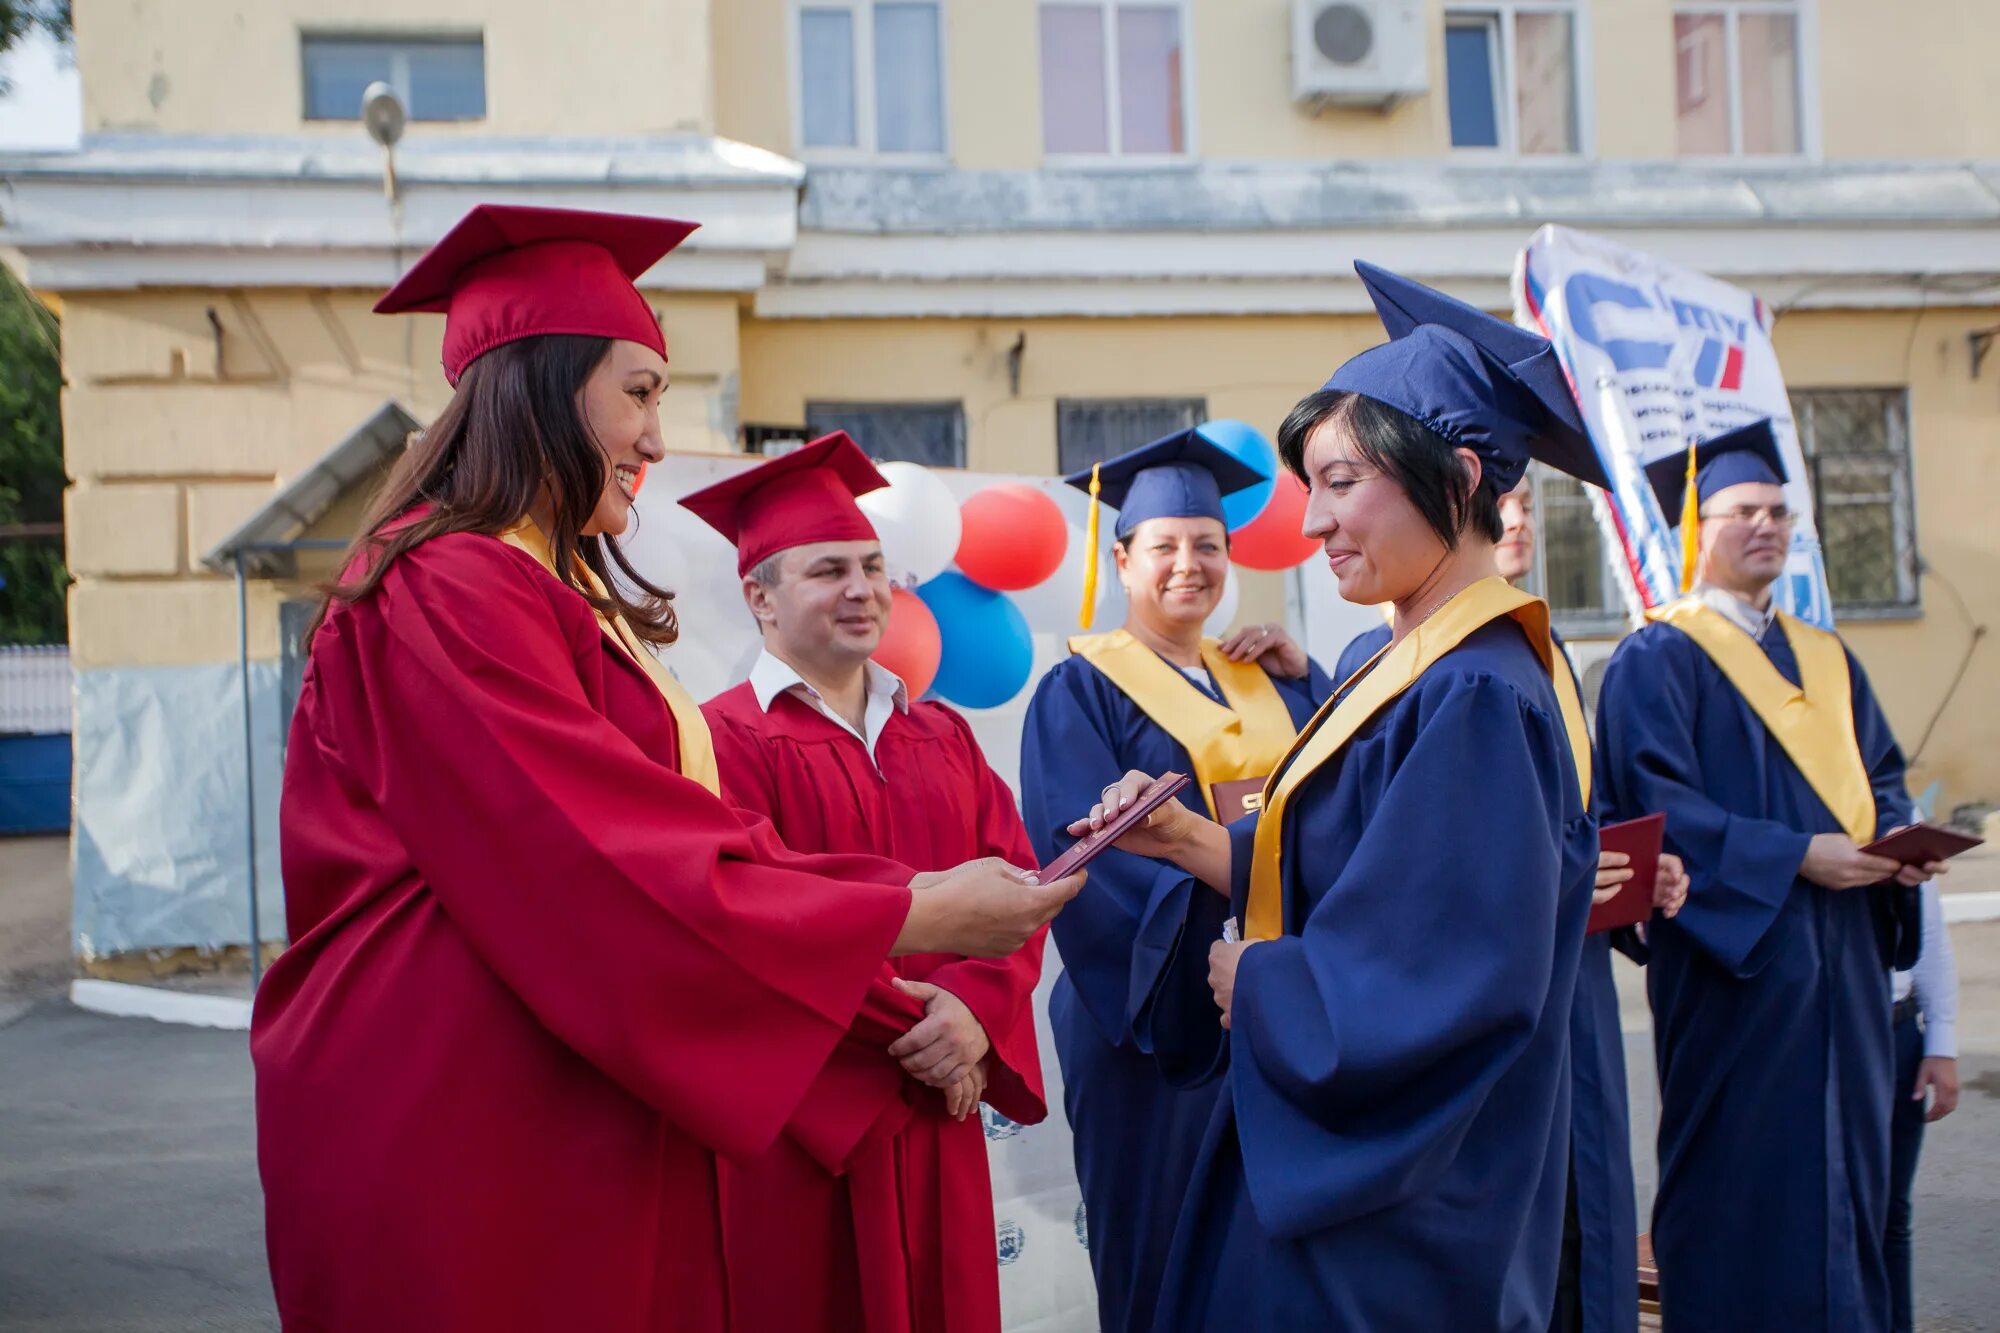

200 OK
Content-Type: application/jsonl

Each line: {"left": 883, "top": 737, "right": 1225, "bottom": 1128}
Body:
{"left": 894, "top": 858, "right": 1084, "bottom": 958}
{"left": 1067, "top": 770, "right": 1235, "bottom": 895}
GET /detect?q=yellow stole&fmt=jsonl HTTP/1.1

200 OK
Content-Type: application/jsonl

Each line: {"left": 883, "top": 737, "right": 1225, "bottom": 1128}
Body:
{"left": 1067, "top": 629, "right": 1301, "bottom": 820}
{"left": 500, "top": 521, "right": 721, "bottom": 796}
{"left": 1647, "top": 597, "right": 1873, "bottom": 842}
{"left": 1245, "top": 578, "right": 1591, "bottom": 941}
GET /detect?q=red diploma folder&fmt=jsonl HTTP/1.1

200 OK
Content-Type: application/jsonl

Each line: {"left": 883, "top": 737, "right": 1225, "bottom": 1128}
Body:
{"left": 1589, "top": 813, "right": 1665, "bottom": 935}
{"left": 1861, "top": 823, "right": 1983, "bottom": 867}
{"left": 1036, "top": 772, "right": 1192, "bottom": 886}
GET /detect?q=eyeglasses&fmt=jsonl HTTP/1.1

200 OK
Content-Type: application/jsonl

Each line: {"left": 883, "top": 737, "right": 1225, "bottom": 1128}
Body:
{"left": 1699, "top": 505, "right": 1797, "bottom": 530}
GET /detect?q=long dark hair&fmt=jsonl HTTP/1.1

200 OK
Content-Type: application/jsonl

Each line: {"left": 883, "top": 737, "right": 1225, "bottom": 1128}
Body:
{"left": 308, "top": 334, "right": 678, "bottom": 646}
{"left": 1276, "top": 389, "right": 1503, "bottom": 548}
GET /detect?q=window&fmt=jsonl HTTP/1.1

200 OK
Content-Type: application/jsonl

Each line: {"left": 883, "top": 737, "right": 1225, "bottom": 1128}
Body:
{"left": 1674, "top": 3, "right": 1803, "bottom": 155}
{"left": 796, "top": 2, "right": 945, "bottom": 155}
{"left": 1055, "top": 397, "right": 1205, "bottom": 475}
{"left": 805, "top": 401, "right": 967, "bottom": 468}
{"left": 1791, "top": 389, "right": 1918, "bottom": 611}
{"left": 302, "top": 33, "right": 485, "bottom": 121}
{"left": 1444, "top": 5, "right": 1581, "bottom": 155}
{"left": 1520, "top": 464, "right": 1626, "bottom": 631}
{"left": 1039, "top": 2, "right": 1187, "bottom": 158}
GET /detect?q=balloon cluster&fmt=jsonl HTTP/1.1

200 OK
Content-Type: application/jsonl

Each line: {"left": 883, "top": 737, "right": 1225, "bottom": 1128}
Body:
{"left": 863, "top": 422, "right": 1317, "bottom": 709}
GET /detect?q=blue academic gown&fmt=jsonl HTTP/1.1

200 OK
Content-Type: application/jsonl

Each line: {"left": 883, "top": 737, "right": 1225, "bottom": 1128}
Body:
{"left": 1020, "top": 652, "right": 1328, "bottom": 1333}
{"left": 1340, "top": 622, "right": 1641, "bottom": 1333}
{"left": 1152, "top": 619, "right": 1598, "bottom": 1331}
{"left": 1594, "top": 616, "right": 1920, "bottom": 1333}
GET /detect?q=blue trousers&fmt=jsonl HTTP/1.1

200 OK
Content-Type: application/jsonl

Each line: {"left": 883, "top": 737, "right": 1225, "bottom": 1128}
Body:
{"left": 1886, "top": 1009, "right": 1926, "bottom": 1333}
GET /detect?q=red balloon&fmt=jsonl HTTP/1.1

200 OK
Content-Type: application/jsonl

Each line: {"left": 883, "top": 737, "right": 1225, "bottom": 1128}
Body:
{"left": 872, "top": 587, "right": 942, "bottom": 697}
{"left": 954, "top": 484, "right": 1068, "bottom": 591}
{"left": 1229, "top": 473, "right": 1319, "bottom": 570}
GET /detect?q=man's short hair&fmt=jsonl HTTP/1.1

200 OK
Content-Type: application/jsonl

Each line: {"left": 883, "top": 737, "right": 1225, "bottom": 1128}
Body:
{"left": 746, "top": 550, "right": 787, "bottom": 588}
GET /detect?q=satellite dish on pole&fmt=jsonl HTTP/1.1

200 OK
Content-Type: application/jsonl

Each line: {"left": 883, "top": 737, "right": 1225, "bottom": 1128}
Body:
{"left": 361, "top": 81, "right": 406, "bottom": 147}
{"left": 361, "top": 81, "right": 406, "bottom": 203}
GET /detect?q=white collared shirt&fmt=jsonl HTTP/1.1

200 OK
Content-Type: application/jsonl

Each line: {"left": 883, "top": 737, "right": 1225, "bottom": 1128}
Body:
{"left": 1694, "top": 581, "right": 1779, "bottom": 641}
{"left": 748, "top": 648, "right": 909, "bottom": 762}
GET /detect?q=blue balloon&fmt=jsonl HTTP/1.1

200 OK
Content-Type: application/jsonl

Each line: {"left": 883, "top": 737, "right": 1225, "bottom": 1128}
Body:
{"left": 917, "top": 572, "right": 1034, "bottom": 710}
{"left": 1197, "top": 419, "right": 1279, "bottom": 532}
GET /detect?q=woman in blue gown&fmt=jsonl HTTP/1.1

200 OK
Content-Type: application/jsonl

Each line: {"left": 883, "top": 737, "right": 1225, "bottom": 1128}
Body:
{"left": 1020, "top": 429, "right": 1331, "bottom": 1333}
{"left": 1335, "top": 475, "right": 1688, "bottom": 1333}
{"left": 1069, "top": 264, "right": 1608, "bottom": 1331}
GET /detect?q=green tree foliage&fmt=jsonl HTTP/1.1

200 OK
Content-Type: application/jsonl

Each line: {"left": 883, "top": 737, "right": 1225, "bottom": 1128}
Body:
{"left": 0, "top": 1, "right": 70, "bottom": 93}
{"left": 0, "top": 266, "right": 66, "bottom": 644}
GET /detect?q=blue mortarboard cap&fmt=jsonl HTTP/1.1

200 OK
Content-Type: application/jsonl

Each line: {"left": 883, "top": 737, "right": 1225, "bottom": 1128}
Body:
{"left": 1324, "top": 262, "right": 1609, "bottom": 492}
{"left": 1061, "top": 428, "right": 1268, "bottom": 539}
{"left": 1643, "top": 418, "right": 1788, "bottom": 521}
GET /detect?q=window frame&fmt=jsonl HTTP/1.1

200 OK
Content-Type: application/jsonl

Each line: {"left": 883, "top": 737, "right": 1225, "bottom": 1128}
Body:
{"left": 1037, "top": 0, "right": 1198, "bottom": 168}
{"left": 789, "top": 0, "right": 952, "bottom": 164}
{"left": 299, "top": 30, "right": 488, "bottom": 123}
{"left": 1054, "top": 396, "right": 1208, "bottom": 476}
{"left": 1519, "top": 462, "right": 1628, "bottom": 639}
{"left": 803, "top": 400, "right": 969, "bottom": 469}
{"left": 1671, "top": 0, "right": 1819, "bottom": 161}
{"left": 1791, "top": 387, "right": 1920, "bottom": 617}
{"left": 1442, "top": 1, "right": 1593, "bottom": 161}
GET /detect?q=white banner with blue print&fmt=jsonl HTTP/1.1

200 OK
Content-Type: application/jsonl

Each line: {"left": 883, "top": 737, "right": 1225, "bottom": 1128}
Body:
{"left": 1514, "top": 224, "right": 1835, "bottom": 628}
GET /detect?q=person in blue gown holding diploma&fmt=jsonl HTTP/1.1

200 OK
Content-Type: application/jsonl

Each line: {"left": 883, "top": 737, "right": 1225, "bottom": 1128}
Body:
{"left": 1073, "top": 262, "right": 1605, "bottom": 1331}
{"left": 1594, "top": 419, "right": 1942, "bottom": 1332}
{"left": 1020, "top": 429, "right": 1332, "bottom": 1333}
{"left": 1338, "top": 464, "right": 1688, "bottom": 1333}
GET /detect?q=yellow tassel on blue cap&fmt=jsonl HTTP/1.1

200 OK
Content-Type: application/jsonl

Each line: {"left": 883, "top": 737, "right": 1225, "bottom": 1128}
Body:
{"left": 1679, "top": 437, "right": 1700, "bottom": 594}
{"left": 1079, "top": 463, "right": 1101, "bottom": 629}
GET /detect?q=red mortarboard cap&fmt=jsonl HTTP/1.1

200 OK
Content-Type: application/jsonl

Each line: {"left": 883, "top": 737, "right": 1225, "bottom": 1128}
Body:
{"left": 374, "top": 203, "right": 699, "bottom": 385}
{"left": 678, "top": 433, "right": 889, "bottom": 576}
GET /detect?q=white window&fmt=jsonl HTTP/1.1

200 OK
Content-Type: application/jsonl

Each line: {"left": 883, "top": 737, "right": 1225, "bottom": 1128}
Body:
{"left": 796, "top": 2, "right": 946, "bottom": 157}
{"left": 302, "top": 33, "right": 485, "bottom": 122}
{"left": 1038, "top": 2, "right": 1189, "bottom": 159}
{"left": 1521, "top": 464, "right": 1627, "bottom": 634}
{"left": 1674, "top": 2, "right": 1807, "bottom": 156}
{"left": 1443, "top": 4, "right": 1582, "bottom": 156}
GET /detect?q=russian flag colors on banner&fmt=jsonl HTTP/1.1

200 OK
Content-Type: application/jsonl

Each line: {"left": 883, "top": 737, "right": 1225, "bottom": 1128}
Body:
{"left": 1514, "top": 225, "right": 1836, "bottom": 629}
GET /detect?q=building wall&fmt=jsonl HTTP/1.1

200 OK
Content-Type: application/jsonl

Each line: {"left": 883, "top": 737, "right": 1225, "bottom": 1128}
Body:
{"left": 718, "top": 0, "right": 2000, "bottom": 166}
{"left": 75, "top": 0, "right": 714, "bottom": 137}
{"left": 62, "top": 288, "right": 740, "bottom": 671}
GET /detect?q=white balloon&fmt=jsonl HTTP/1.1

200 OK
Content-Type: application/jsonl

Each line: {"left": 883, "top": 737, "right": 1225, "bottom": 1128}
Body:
{"left": 1203, "top": 568, "right": 1242, "bottom": 638}
{"left": 857, "top": 461, "right": 963, "bottom": 586}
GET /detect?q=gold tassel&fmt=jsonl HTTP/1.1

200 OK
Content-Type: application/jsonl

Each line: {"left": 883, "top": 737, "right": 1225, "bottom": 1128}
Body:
{"left": 1678, "top": 437, "right": 1701, "bottom": 594}
{"left": 1079, "top": 463, "right": 1102, "bottom": 630}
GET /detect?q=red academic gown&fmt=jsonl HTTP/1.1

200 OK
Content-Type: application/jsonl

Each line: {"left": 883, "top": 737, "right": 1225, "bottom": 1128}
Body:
{"left": 702, "top": 681, "right": 1048, "bottom": 1333}
{"left": 252, "top": 530, "right": 922, "bottom": 1333}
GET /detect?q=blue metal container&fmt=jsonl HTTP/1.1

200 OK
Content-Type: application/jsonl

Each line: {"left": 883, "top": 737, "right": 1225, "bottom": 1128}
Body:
{"left": 0, "top": 733, "right": 72, "bottom": 834}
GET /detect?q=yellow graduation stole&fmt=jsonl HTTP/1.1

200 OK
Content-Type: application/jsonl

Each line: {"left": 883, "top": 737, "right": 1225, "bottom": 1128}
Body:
{"left": 1067, "top": 629, "right": 1301, "bottom": 821}
{"left": 1647, "top": 597, "right": 1873, "bottom": 842}
{"left": 500, "top": 521, "right": 721, "bottom": 796}
{"left": 1244, "top": 578, "right": 1591, "bottom": 942}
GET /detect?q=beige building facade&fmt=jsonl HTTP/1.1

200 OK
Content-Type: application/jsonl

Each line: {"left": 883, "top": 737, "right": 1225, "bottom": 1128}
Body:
{"left": 5, "top": 0, "right": 1997, "bottom": 957}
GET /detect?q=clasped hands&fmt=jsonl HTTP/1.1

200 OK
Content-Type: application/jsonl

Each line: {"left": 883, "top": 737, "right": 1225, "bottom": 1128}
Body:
{"left": 888, "top": 978, "right": 991, "bottom": 1122}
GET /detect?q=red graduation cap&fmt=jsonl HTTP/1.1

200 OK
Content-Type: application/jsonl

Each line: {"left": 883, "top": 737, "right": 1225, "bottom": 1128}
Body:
{"left": 678, "top": 433, "right": 889, "bottom": 575}
{"left": 374, "top": 203, "right": 699, "bottom": 385}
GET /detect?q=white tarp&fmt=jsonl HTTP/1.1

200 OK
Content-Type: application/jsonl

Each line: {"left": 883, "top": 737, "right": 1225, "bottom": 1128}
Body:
{"left": 1515, "top": 224, "right": 1835, "bottom": 628}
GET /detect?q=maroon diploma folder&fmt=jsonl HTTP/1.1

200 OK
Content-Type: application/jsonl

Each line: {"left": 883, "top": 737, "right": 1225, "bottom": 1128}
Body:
{"left": 1589, "top": 813, "right": 1665, "bottom": 935}
{"left": 1036, "top": 772, "right": 1192, "bottom": 886}
{"left": 1861, "top": 823, "right": 1983, "bottom": 867}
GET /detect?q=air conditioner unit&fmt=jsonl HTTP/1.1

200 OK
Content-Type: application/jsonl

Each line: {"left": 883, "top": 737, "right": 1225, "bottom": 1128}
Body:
{"left": 1292, "top": 0, "right": 1429, "bottom": 109}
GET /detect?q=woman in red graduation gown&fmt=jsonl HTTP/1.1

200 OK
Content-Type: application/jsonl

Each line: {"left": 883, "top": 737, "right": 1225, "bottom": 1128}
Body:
{"left": 250, "top": 203, "right": 1079, "bottom": 1333}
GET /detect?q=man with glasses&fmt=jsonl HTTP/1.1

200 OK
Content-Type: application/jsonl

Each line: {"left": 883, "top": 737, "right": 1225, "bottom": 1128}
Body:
{"left": 1593, "top": 420, "right": 1939, "bottom": 1332}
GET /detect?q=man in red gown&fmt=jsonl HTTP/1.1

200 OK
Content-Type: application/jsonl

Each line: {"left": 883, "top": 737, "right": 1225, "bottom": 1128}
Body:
{"left": 686, "top": 436, "right": 1048, "bottom": 1333}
